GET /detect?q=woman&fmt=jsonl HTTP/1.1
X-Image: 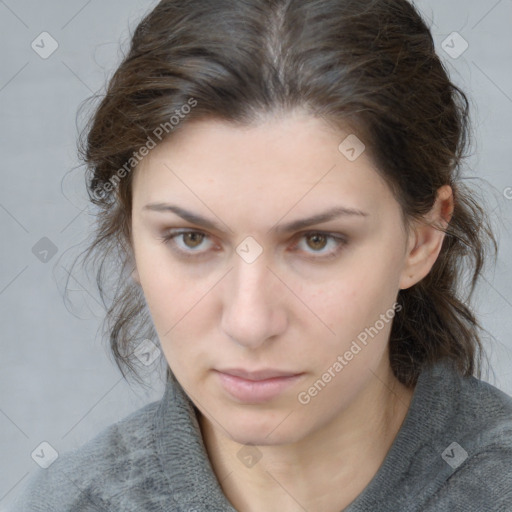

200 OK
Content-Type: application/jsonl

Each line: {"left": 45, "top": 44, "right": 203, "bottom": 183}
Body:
{"left": 9, "top": 0, "right": 512, "bottom": 510}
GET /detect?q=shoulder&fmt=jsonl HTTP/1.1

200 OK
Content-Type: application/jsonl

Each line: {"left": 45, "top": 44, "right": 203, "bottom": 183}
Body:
{"left": 455, "top": 367, "right": 512, "bottom": 448}
{"left": 423, "top": 438, "right": 512, "bottom": 512}
{"left": 423, "top": 358, "right": 512, "bottom": 443}
{"left": 421, "top": 362, "right": 512, "bottom": 511}
{"left": 5, "top": 399, "right": 162, "bottom": 512}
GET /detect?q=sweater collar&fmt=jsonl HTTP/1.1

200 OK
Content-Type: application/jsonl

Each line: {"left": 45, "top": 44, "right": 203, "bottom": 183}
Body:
{"left": 154, "top": 371, "right": 238, "bottom": 510}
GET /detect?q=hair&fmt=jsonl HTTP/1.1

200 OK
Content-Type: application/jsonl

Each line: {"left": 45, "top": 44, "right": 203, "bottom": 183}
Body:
{"left": 68, "top": 0, "right": 498, "bottom": 389}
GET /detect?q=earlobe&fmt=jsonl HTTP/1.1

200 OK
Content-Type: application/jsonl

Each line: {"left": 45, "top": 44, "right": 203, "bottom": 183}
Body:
{"left": 398, "top": 185, "right": 453, "bottom": 290}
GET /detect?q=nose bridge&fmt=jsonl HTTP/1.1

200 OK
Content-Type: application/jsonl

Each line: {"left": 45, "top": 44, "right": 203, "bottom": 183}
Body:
{"left": 233, "top": 256, "right": 272, "bottom": 304}
{"left": 221, "top": 253, "right": 285, "bottom": 347}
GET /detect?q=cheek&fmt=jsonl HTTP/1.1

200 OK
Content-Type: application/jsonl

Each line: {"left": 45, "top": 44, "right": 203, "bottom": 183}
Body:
{"left": 134, "top": 249, "right": 192, "bottom": 337}
{"left": 137, "top": 262, "right": 220, "bottom": 367}
{"left": 143, "top": 276, "right": 205, "bottom": 340}
{"left": 300, "top": 258, "right": 399, "bottom": 350}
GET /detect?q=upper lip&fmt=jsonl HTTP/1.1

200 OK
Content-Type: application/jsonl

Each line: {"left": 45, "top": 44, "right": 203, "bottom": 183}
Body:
{"left": 216, "top": 368, "right": 303, "bottom": 381}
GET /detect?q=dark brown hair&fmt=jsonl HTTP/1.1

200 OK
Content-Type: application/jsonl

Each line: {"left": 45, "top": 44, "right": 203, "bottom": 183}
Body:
{"left": 69, "top": 0, "right": 498, "bottom": 388}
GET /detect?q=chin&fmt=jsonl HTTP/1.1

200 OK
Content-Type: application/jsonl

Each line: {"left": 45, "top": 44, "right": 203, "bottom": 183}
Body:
{"left": 219, "top": 407, "right": 310, "bottom": 446}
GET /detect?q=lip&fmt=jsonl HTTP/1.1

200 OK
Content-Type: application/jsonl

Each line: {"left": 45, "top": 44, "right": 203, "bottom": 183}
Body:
{"left": 216, "top": 368, "right": 302, "bottom": 380}
{"left": 214, "top": 368, "right": 305, "bottom": 403}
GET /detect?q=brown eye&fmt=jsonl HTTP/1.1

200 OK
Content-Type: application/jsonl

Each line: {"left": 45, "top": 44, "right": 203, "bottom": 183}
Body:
{"left": 305, "top": 233, "right": 328, "bottom": 251}
{"left": 182, "top": 232, "right": 205, "bottom": 248}
{"left": 159, "top": 229, "right": 217, "bottom": 260}
{"left": 290, "top": 232, "right": 348, "bottom": 260}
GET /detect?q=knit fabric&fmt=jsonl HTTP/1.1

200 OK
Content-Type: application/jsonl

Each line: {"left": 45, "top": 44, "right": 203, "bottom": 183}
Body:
{"left": 5, "top": 357, "right": 512, "bottom": 511}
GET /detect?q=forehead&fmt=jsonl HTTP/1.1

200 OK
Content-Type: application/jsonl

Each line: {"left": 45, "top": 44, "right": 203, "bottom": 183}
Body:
{"left": 132, "top": 114, "right": 394, "bottom": 218}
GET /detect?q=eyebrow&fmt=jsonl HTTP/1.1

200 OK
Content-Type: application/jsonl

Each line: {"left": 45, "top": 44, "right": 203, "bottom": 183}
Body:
{"left": 143, "top": 203, "right": 369, "bottom": 234}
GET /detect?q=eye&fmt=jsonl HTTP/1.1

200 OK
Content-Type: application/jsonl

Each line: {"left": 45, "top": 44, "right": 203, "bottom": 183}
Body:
{"left": 290, "top": 232, "right": 347, "bottom": 259}
{"left": 158, "top": 229, "right": 215, "bottom": 258}
{"left": 159, "top": 229, "right": 347, "bottom": 260}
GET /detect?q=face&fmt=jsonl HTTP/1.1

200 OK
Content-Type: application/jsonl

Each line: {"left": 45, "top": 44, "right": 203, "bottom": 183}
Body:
{"left": 130, "top": 112, "right": 417, "bottom": 446}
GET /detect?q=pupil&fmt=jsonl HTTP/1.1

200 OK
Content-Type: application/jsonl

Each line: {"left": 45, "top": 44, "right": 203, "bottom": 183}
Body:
{"left": 307, "top": 234, "right": 327, "bottom": 251}
{"left": 185, "top": 233, "right": 203, "bottom": 248}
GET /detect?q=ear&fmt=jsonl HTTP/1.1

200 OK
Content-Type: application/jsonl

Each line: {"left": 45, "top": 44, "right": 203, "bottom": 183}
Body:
{"left": 399, "top": 185, "right": 454, "bottom": 290}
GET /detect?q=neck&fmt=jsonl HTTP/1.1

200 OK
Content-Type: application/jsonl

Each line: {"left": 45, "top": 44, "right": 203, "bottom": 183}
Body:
{"left": 199, "top": 361, "right": 415, "bottom": 512}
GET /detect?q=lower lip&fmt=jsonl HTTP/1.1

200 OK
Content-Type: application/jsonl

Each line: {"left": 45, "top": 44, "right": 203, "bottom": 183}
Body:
{"left": 215, "top": 371, "right": 304, "bottom": 403}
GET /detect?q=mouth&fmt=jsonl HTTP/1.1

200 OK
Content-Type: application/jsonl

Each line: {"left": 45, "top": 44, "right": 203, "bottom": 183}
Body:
{"left": 213, "top": 368, "right": 305, "bottom": 403}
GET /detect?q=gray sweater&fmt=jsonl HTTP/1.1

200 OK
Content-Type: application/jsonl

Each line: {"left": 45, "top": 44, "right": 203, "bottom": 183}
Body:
{"left": 5, "top": 358, "right": 512, "bottom": 511}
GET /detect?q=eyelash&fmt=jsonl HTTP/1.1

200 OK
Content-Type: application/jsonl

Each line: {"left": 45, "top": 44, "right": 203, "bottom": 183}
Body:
{"left": 158, "top": 229, "right": 348, "bottom": 261}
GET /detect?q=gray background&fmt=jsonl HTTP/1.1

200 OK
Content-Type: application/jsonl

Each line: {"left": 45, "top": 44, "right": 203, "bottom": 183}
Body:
{"left": 1, "top": 0, "right": 511, "bottom": 507}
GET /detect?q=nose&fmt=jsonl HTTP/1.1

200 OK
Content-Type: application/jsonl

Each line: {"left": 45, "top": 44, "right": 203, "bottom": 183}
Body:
{"left": 220, "top": 255, "right": 288, "bottom": 349}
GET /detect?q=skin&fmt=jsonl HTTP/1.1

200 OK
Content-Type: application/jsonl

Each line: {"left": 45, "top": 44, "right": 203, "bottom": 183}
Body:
{"left": 129, "top": 111, "right": 453, "bottom": 512}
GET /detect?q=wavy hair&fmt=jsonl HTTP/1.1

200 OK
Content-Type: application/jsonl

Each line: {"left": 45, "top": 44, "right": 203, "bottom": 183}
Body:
{"left": 67, "top": 0, "right": 498, "bottom": 388}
